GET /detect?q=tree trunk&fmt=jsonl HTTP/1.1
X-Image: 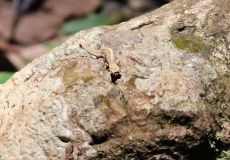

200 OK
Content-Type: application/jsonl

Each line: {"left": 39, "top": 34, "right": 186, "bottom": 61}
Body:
{"left": 0, "top": 0, "right": 229, "bottom": 159}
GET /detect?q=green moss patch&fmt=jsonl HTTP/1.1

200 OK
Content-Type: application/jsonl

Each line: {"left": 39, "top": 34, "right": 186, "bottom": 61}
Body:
{"left": 172, "top": 36, "right": 204, "bottom": 53}
{"left": 61, "top": 60, "right": 94, "bottom": 86}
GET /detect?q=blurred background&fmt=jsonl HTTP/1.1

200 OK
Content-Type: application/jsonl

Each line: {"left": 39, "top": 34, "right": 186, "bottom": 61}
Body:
{"left": 0, "top": 0, "right": 172, "bottom": 83}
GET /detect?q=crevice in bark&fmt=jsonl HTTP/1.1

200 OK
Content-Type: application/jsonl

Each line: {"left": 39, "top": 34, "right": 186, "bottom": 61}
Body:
{"left": 58, "top": 136, "right": 72, "bottom": 143}
{"left": 131, "top": 21, "right": 153, "bottom": 30}
{"left": 187, "top": 137, "right": 222, "bottom": 160}
{"left": 90, "top": 134, "right": 109, "bottom": 145}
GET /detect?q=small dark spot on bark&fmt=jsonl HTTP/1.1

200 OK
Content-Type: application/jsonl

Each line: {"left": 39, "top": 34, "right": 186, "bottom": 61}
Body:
{"left": 177, "top": 26, "right": 186, "bottom": 32}
{"left": 172, "top": 24, "right": 195, "bottom": 36}
{"left": 199, "top": 93, "right": 206, "bottom": 97}
{"left": 58, "top": 136, "right": 71, "bottom": 143}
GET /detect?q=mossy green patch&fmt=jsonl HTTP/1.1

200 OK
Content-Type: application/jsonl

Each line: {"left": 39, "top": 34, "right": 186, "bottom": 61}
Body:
{"left": 62, "top": 61, "right": 94, "bottom": 86}
{"left": 126, "top": 76, "right": 137, "bottom": 89}
{"left": 62, "top": 61, "right": 78, "bottom": 84}
{"left": 119, "top": 90, "right": 128, "bottom": 108}
{"left": 119, "top": 90, "right": 131, "bottom": 117}
{"left": 146, "top": 122, "right": 163, "bottom": 130}
{"left": 98, "top": 94, "right": 112, "bottom": 109}
{"left": 172, "top": 36, "right": 204, "bottom": 53}
{"left": 96, "top": 94, "right": 120, "bottom": 115}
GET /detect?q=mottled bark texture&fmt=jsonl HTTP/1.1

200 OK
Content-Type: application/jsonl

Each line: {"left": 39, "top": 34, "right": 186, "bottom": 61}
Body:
{"left": 0, "top": 0, "right": 229, "bottom": 159}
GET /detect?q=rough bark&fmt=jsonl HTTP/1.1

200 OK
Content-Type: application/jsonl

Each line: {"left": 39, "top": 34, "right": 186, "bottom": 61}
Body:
{"left": 0, "top": 0, "right": 229, "bottom": 159}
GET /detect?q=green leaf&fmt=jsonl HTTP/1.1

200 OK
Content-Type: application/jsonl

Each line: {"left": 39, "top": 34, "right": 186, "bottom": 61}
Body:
{"left": 0, "top": 72, "right": 14, "bottom": 84}
{"left": 59, "top": 13, "right": 114, "bottom": 35}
